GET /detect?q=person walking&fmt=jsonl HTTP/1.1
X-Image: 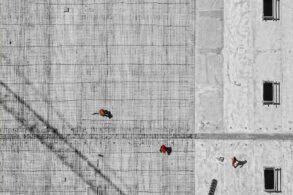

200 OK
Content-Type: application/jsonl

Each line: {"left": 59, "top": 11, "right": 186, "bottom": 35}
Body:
{"left": 92, "top": 109, "right": 113, "bottom": 119}
{"left": 232, "top": 156, "right": 238, "bottom": 168}
{"left": 232, "top": 156, "right": 247, "bottom": 168}
{"left": 160, "top": 145, "right": 172, "bottom": 155}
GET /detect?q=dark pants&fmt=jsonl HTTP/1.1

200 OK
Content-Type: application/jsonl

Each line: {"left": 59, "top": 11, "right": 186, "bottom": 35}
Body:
{"left": 166, "top": 147, "right": 172, "bottom": 155}
{"left": 103, "top": 110, "right": 113, "bottom": 118}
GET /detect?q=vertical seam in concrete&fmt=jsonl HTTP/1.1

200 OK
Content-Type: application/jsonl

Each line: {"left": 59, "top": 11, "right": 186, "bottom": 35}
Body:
{"left": 193, "top": 0, "right": 196, "bottom": 194}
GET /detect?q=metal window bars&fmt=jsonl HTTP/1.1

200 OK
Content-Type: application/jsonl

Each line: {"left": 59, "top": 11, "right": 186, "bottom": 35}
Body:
{"left": 263, "top": 0, "right": 280, "bottom": 21}
{"left": 264, "top": 167, "right": 281, "bottom": 193}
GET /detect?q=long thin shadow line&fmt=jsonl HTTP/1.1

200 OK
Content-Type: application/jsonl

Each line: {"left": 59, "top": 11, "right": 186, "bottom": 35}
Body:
{"left": 12, "top": 70, "right": 132, "bottom": 192}
{"left": 14, "top": 69, "right": 78, "bottom": 133}
{"left": 0, "top": 81, "right": 127, "bottom": 195}
{"left": 0, "top": 102, "right": 97, "bottom": 190}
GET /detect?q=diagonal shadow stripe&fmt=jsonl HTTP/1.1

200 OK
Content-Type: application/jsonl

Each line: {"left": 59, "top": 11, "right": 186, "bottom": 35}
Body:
{"left": 0, "top": 81, "right": 127, "bottom": 195}
{"left": 11, "top": 70, "right": 133, "bottom": 193}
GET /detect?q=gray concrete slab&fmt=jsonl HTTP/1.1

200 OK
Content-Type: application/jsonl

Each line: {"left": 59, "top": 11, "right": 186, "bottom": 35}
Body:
{"left": 0, "top": 0, "right": 195, "bottom": 194}
{"left": 2, "top": 0, "right": 293, "bottom": 194}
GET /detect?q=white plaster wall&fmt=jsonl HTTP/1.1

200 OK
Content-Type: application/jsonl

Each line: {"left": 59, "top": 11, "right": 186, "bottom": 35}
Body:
{"left": 195, "top": 140, "right": 293, "bottom": 195}
{"left": 224, "top": 0, "right": 293, "bottom": 133}
{"left": 195, "top": 0, "right": 224, "bottom": 133}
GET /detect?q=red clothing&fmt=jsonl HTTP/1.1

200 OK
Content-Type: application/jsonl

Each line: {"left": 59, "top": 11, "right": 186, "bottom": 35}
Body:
{"left": 160, "top": 145, "right": 167, "bottom": 153}
{"left": 232, "top": 157, "right": 238, "bottom": 168}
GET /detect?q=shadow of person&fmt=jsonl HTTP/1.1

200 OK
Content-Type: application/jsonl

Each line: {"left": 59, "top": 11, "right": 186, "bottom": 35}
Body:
{"left": 236, "top": 160, "right": 247, "bottom": 168}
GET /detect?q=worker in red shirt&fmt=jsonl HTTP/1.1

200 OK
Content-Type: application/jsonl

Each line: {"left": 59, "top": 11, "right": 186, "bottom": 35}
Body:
{"left": 232, "top": 157, "right": 238, "bottom": 168}
{"left": 92, "top": 109, "right": 113, "bottom": 119}
{"left": 160, "top": 145, "right": 172, "bottom": 155}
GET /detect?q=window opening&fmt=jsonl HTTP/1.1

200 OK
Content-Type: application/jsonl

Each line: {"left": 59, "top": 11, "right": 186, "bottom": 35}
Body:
{"left": 263, "top": 81, "right": 280, "bottom": 106}
{"left": 263, "top": 0, "right": 280, "bottom": 20}
{"left": 264, "top": 167, "right": 281, "bottom": 193}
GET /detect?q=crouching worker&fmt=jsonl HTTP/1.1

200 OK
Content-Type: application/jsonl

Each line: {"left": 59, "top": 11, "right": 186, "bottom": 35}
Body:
{"left": 92, "top": 109, "right": 113, "bottom": 119}
{"left": 160, "top": 144, "right": 172, "bottom": 155}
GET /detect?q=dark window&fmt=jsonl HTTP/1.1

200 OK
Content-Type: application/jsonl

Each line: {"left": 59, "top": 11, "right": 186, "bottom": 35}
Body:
{"left": 264, "top": 168, "right": 275, "bottom": 190}
{"left": 263, "top": 82, "right": 273, "bottom": 102}
{"left": 264, "top": 168, "right": 281, "bottom": 193}
{"left": 264, "top": 0, "right": 273, "bottom": 17}
{"left": 263, "top": 0, "right": 280, "bottom": 20}
{"left": 263, "top": 81, "right": 280, "bottom": 106}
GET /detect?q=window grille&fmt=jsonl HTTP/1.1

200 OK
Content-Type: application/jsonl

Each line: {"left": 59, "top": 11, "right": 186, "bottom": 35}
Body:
{"left": 264, "top": 167, "right": 281, "bottom": 193}
{"left": 263, "top": 81, "right": 280, "bottom": 106}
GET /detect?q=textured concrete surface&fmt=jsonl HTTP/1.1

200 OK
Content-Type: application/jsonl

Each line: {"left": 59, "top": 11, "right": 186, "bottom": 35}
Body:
{"left": 195, "top": 0, "right": 223, "bottom": 133}
{"left": 223, "top": 0, "right": 293, "bottom": 134}
{"left": 0, "top": 0, "right": 194, "bottom": 194}
{"left": 2, "top": 0, "right": 293, "bottom": 195}
{"left": 195, "top": 140, "right": 293, "bottom": 194}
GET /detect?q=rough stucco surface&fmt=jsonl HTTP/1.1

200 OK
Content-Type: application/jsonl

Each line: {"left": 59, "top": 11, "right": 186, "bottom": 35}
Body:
{"left": 195, "top": 140, "right": 293, "bottom": 194}
{"left": 0, "top": 0, "right": 195, "bottom": 194}
{"left": 223, "top": 0, "right": 254, "bottom": 133}
{"left": 195, "top": 0, "right": 223, "bottom": 133}
{"left": 223, "top": 0, "right": 293, "bottom": 134}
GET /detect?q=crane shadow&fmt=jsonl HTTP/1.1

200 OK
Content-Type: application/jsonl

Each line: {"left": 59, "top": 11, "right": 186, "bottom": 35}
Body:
{"left": 0, "top": 81, "right": 127, "bottom": 195}
{"left": 11, "top": 68, "right": 132, "bottom": 193}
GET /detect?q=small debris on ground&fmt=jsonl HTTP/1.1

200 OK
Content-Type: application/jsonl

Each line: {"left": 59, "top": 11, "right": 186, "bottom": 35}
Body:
{"left": 216, "top": 157, "right": 224, "bottom": 162}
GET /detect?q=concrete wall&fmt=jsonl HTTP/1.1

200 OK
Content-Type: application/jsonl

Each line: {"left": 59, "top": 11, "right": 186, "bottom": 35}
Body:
{"left": 195, "top": 140, "right": 293, "bottom": 195}
{"left": 223, "top": 0, "right": 293, "bottom": 134}
{"left": 193, "top": 0, "right": 293, "bottom": 194}
{"left": 0, "top": 0, "right": 195, "bottom": 194}
{"left": 195, "top": 0, "right": 224, "bottom": 133}
{"left": 2, "top": 0, "right": 293, "bottom": 194}
{"left": 192, "top": 1, "right": 293, "bottom": 194}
